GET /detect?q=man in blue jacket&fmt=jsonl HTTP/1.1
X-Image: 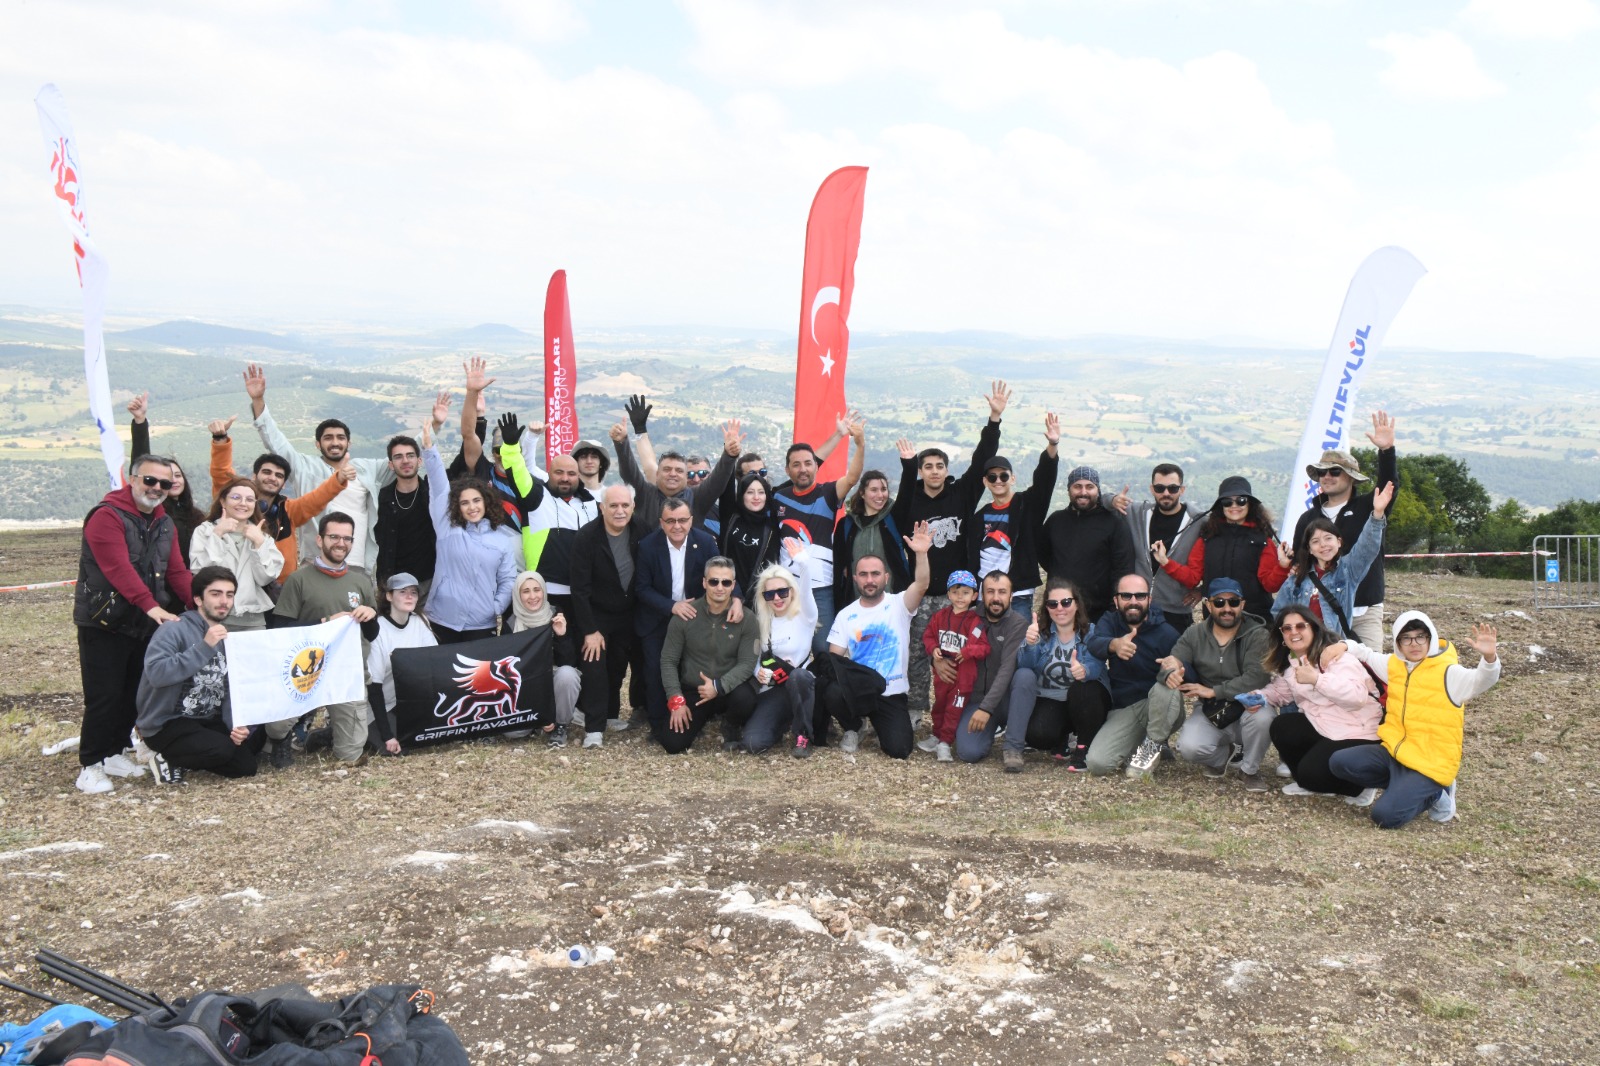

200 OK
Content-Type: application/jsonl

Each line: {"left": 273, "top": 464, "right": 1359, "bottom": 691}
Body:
{"left": 635, "top": 497, "right": 743, "bottom": 741}
{"left": 1083, "top": 574, "right": 1182, "bottom": 779}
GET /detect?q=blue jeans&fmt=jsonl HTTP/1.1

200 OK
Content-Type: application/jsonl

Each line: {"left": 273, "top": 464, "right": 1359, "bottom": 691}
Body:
{"left": 741, "top": 669, "right": 816, "bottom": 752}
{"left": 953, "top": 668, "right": 1031, "bottom": 762}
{"left": 1328, "top": 744, "right": 1450, "bottom": 829}
{"left": 811, "top": 585, "right": 836, "bottom": 657}
{"left": 1010, "top": 591, "right": 1034, "bottom": 621}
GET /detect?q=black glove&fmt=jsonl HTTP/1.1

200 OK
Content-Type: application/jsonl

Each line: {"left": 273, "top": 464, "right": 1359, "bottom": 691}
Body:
{"left": 497, "top": 412, "right": 523, "bottom": 446}
{"left": 625, "top": 394, "right": 652, "bottom": 435}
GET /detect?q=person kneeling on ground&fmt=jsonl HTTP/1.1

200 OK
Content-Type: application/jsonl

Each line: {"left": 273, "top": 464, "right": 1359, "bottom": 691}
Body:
{"left": 745, "top": 538, "right": 820, "bottom": 757}
{"left": 507, "top": 570, "right": 583, "bottom": 747}
{"left": 1083, "top": 574, "right": 1182, "bottom": 779}
{"left": 1009, "top": 577, "right": 1111, "bottom": 772}
{"left": 1326, "top": 614, "right": 1501, "bottom": 827}
{"left": 364, "top": 572, "right": 438, "bottom": 757}
{"left": 660, "top": 556, "right": 760, "bottom": 754}
{"left": 1161, "top": 577, "right": 1274, "bottom": 791}
{"left": 916, "top": 570, "right": 991, "bottom": 763}
{"left": 134, "top": 566, "right": 266, "bottom": 783}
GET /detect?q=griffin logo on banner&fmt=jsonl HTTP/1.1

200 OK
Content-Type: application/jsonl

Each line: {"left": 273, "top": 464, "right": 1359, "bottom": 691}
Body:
{"left": 393, "top": 627, "right": 554, "bottom": 747}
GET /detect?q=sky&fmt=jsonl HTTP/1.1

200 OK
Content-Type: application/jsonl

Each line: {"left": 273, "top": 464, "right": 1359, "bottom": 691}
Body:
{"left": 2, "top": 0, "right": 1599, "bottom": 357}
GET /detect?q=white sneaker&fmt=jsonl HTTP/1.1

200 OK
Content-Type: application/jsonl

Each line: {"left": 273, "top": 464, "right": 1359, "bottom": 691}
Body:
{"left": 1281, "top": 782, "right": 1332, "bottom": 797}
{"left": 916, "top": 735, "right": 940, "bottom": 753}
{"left": 75, "top": 764, "right": 115, "bottom": 795}
{"left": 101, "top": 753, "right": 147, "bottom": 778}
{"left": 1429, "top": 781, "right": 1457, "bottom": 823}
{"left": 1275, "top": 762, "right": 1293, "bottom": 778}
{"left": 583, "top": 732, "right": 603, "bottom": 749}
{"left": 1344, "top": 787, "right": 1379, "bottom": 808}
{"left": 840, "top": 730, "right": 861, "bottom": 754}
{"left": 1125, "top": 738, "right": 1162, "bottom": 779}
{"left": 935, "top": 742, "right": 953, "bottom": 763}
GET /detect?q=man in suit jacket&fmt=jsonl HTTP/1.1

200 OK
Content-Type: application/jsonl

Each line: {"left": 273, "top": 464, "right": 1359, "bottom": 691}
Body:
{"left": 635, "top": 497, "right": 744, "bottom": 741}
{"left": 569, "top": 484, "right": 644, "bottom": 747}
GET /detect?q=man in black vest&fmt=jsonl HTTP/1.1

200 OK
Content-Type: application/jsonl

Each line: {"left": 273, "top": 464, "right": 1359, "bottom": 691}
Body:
{"left": 74, "top": 454, "right": 195, "bottom": 795}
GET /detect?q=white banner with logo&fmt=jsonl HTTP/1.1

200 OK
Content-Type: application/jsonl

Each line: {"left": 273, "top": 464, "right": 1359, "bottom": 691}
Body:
{"left": 225, "top": 617, "right": 366, "bottom": 727}
{"left": 35, "top": 83, "right": 124, "bottom": 489}
{"left": 1283, "top": 246, "right": 1427, "bottom": 528}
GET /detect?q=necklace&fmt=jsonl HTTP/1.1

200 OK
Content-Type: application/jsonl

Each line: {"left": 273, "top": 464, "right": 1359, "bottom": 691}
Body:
{"left": 394, "top": 484, "right": 421, "bottom": 512}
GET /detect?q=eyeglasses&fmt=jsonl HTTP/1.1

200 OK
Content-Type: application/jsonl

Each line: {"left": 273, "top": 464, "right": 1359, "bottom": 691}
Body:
{"left": 662, "top": 517, "right": 692, "bottom": 526}
{"left": 1115, "top": 591, "right": 1150, "bottom": 601}
{"left": 1220, "top": 496, "right": 1251, "bottom": 508}
{"left": 1209, "top": 596, "right": 1243, "bottom": 608}
{"left": 984, "top": 471, "right": 1011, "bottom": 483}
{"left": 687, "top": 470, "right": 709, "bottom": 481}
{"left": 224, "top": 493, "right": 255, "bottom": 503}
{"left": 705, "top": 577, "right": 735, "bottom": 588}
{"left": 390, "top": 451, "right": 419, "bottom": 462}
{"left": 1397, "top": 633, "right": 1431, "bottom": 647}
{"left": 1152, "top": 484, "right": 1182, "bottom": 494}
{"left": 323, "top": 534, "right": 354, "bottom": 543}
{"left": 1280, "top": 622, "right": 1310, "bottom": 633}
{"left": 761, "top": 587, "right": 790, "bottom": 601}
{"left": 139, "top": 475, "right": 175, "bottom": 490}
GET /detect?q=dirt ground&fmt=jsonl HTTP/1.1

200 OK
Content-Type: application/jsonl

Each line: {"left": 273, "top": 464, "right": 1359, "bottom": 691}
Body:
{"left": 2, "top": 527, "right": 1598, "bottom": 1066}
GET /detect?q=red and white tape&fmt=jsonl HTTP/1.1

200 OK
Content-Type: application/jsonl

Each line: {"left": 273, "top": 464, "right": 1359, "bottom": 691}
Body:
{"left": 0, "top": 579, "right": 77, "bottom": 592}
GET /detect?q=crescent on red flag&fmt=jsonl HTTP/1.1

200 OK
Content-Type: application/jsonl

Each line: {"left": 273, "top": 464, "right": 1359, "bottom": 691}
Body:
{"left": 793, "top": 167, "right": 867, "bottom": 480}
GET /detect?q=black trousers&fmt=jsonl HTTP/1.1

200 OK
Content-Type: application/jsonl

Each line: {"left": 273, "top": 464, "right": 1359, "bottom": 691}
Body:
{"left": 434, "top": 624, "right": 497, "bottom": 645}
{"left": 146, "top": 716, "right": 266, "bottom": 778}
{"left": 657, "top": 682, "right": 757, "bottom": 755}
{"left": 78, "top": 626, "right": 152, "bottom": 767}
{"left": 1025, "top": 681, "right": 1113, "bottom": 756}
{"left": 578, "top": 620, "right": 641, "bottom": 727}
{"left": 1269, "top": 712, "right": 1378, "bottom": 797}
{"left": 822, "top": 686, "right": 914, "bottom": 759}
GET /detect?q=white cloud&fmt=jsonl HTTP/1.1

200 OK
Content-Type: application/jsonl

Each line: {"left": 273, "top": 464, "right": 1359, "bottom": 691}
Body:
{"left": 476, "top": 0, "right": 587, "bottom": 43}
{"left": 1460, "top": 0, "right": 1600, "bottom": 41}
{"left": 1371, "top": 29, "right": 1505, "bottom": 102}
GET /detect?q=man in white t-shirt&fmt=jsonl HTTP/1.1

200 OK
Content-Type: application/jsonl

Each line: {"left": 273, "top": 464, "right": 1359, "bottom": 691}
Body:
{"left": 365, "top": 572, "right": 438, "bottom": 755}
{"left": 822, "top": 521, "right": 932, "bottom": 758}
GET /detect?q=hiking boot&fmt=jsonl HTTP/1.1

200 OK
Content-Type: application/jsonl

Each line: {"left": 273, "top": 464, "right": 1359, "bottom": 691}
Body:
{"left": 270, "top": 743, "right": 294, "bottom": 770}
{"left": 1429, "top": 782, "right": 1457, "bottom": 823}
{"left": 936, "top": 742, "right": 953, "bottom": 763}
{"left": 916, "top": 735, "right": 940, "bottom": 754}
{"left": 548, "top": 725, "right": 568, "bottom": 748}
{"left": 1003, "top": 749, "right": 1024, "bottom": 774}
{"left": 75, "top": 763, "right": 114, "bottom": 795}
{"left": 792, "top": 735, "right": 813, "bottom": 759}
{"left": 1240, "top": 771, "right": 1269, "bottom": 792}
{"left": 840, "top": 729, "right": 861, "bottom": 754}
{"left": 1125, "top": 739, "right": 1162, "bottom": 779}
{"left": 1344, "top": 787, "right": 1379, "bottom": 808}
{"left": 101, "top": 753, "right": 146, "bottom": 778}
{"left": 583, "top": 731, "right": 604, "bottom": 749}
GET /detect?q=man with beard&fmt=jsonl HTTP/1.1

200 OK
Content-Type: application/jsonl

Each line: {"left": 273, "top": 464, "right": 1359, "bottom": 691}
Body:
{"left": 1039, "top": 465, "right": 1137, "bottom": 624}
{"left": 245, "top": 363, "right": 395, "bottom": 570}
{"left": 949, "top": 570, "right": 1032, "bottom": 771}
{"left": 821, "top": 522, "right": 933, "bottom": 759}
{"left": 1158, "top": 577, "right": 1274, "bottom": 791}
{"left": 963, "top": 413, "right": 1061, "bottom": 618}
{"left": 495, "top": 414, "right": 599, "bottom": 614}
{"left": 1083, "top": 574, "right": 1182, "bottom": 779}
{"left": 774, "top": 413, "right": 868, "bottom": 653}
{"left": 893, "top": 380, "right": 1008, "bottom": 720}
{"left": 1111, "top": 463, "right": 1206, "bottom": 619}
{"left": 375, "top": 434, "right": 435, "bottom": 598}
{"left": 135, "top": 566, "right": 267, "bottom": 783}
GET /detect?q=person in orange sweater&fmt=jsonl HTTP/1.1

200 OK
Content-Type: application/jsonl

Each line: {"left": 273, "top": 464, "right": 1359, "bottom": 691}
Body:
{"left": 207, "top": 415, "right": 350, "bottom": 581}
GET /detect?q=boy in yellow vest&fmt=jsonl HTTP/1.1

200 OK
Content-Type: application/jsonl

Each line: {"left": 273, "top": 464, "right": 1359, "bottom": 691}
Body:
{"left": 1328, "top": 612, "right": 1500, "bottom": 828}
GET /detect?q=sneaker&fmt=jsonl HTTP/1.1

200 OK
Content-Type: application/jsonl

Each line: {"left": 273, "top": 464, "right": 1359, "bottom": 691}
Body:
{"left": 1159, "top": 742, "right": 1175, "bottom": 762}
{"left": 1003, "top": 749, "right": 1024, "bottom": 774}
{"left": 792, "top": 736, "right": 813, "bottom": 759}
{"left": 1344, "top": 787, "right": 1379, "bottom": 808}
{"left": 1429, "top": 782, "right": 1457, "bottom": 823}
{"left": 1050, "top": 751, "right": 1069, "bottom": 763}
{"left": 722, "top": 739, "right": 747, "bottom": 753}
{"left": 935, "top": 742, "right": 953, "bottom": 763}
{"left": 1202, "top": 760, "right": 1228, "bottom": 780}
{"left": 75, "top": 764, "right": 115, "bottom": 795}
{"left": 150, "top": 752, "right": 185, "bottom": 786}
{"left": 840, "top": 730, "right": 861, "bottom": 754}
{"left": 1228, "top": 743, "right": 1244, "bottom": 764}
{"left": 1125, "top": 739, "right": 1162, "bottom": 779}
{"left": 1281, "top": 782, "right": 1330, "bottom": 797}
{"left": 270, "top": 743, "right": 294, "bottom": 770}
{"left": 916, "top": 735, "right": 940, "bottom": 754}
{"left": 1066, "top": 747, "right": 1089, "bottom": 772}
{"left": 1275, "top": 761, "right": 1293, "bottom": 778}
{"left": 1240, "top": 771, "right": 1269, "bottom": 792}
{"left": 547, "top": 725, "right": 568, "bottom": 748}
{"left": 101, "top": 753, "right": 146, "bottom": 778}
{"left": 303, "top": 726, "right": 333, "bottom": 753}
{"left": 606, "top": 717, "right": 634, "bottom": 732}
{"left": 583, "top": 731, "right": 604, "bottom": 749}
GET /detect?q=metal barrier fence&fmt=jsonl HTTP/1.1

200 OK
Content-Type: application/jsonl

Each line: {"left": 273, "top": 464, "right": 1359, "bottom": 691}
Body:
{"left": 1533, "top": 535, "right": 1600, "bottom": 610}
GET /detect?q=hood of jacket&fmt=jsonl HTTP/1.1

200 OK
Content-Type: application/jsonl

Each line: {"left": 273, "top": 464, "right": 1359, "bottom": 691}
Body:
{"left": 1391, "top": 609, "right": 1443, "bottom": 657}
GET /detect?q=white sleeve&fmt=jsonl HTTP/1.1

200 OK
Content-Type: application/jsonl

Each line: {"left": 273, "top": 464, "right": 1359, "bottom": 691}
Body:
{"left": 1445, "top": 656, "right": 1501, "bottom": 705}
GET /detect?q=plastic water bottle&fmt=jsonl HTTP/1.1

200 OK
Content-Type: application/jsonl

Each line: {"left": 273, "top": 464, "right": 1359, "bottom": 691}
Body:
{"left": 566, "top": 945, "right": 615, "bottom": 966}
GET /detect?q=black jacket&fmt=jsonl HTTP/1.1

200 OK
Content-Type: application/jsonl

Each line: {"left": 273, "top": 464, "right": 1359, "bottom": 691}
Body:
{"left": 1291, "top": 446, "right": 1397, "bottom": 608}
{"left": 1038, "top": 503, "right": 1137, "bottom": 621}
{"left": 893, "top": 417, "right": 1002, "bottom": 587}
{"left": 568, "top": 517, "right": 640, "bottom": 636}
{"left": 963, "top": 449, "right": 1059, "bottom": 592}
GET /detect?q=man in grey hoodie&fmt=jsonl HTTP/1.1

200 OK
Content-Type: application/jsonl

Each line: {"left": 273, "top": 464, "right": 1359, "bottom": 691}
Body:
{"left": 136, "top": 565, "right": 266, "bottom": 781}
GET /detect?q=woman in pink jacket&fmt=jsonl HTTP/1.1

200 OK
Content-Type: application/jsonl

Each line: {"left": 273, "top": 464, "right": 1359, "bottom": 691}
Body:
{"left": 1241, "top": 605, "right": 1383, "bottom": 804}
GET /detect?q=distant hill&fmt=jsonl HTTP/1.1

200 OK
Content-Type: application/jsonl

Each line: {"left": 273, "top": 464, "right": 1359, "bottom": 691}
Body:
{"left": 442, "top": 323, "right": 534, "bottom": 345}
{"left": 113, "top": 320, "right": 306, "bottom": 352}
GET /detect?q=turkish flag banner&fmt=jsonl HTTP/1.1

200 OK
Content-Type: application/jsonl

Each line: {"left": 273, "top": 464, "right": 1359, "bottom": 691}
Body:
{"left": 793, "top": 167, "right": 868, "bottom": 481}
{"left": 544, "top": 269, "right": 579, "bottom": 467}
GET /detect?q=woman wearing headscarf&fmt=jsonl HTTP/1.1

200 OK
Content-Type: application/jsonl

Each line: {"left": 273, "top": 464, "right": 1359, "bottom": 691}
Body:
{"left": 508, "top": 570, "right": 583, "bottom": 747}
{"left": 718, "top": 470, "right": 782, "bottom": 598}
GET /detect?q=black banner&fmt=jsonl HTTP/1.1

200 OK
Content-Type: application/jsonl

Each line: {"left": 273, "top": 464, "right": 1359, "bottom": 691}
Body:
{"left": 393, "top": 627, "right": 554, "bottom": 748}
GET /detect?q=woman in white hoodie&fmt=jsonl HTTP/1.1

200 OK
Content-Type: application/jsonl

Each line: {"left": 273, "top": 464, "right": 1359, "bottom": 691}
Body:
{"left": 744, "top": 537, "right": 819, "bottom": 757}
{"left": 189, "top": 477, "right": 283, "bottom": 630}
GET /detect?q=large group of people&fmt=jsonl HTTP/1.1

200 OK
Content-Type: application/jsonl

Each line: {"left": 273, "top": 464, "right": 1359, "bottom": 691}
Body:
{"left": 68, "top": 364, "right": 1501, "bottom": 832}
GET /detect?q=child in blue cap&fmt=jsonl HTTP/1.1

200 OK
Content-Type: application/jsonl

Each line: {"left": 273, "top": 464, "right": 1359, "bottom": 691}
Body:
{"left": 919, "top": 570, "right": 991, "bottom": 761}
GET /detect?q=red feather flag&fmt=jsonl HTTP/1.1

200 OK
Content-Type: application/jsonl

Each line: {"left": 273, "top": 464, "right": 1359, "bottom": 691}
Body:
{"left": 544, "top": 269, "right": 579, "bottom": 467}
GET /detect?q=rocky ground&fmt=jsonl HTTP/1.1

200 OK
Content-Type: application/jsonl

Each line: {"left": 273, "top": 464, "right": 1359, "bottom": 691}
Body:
{"left": 2, "top": 528, "right": 1598, "bottom": 1065}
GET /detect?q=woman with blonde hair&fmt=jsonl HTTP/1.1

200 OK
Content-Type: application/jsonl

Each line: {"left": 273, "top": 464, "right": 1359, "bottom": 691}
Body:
{"left": 744, "top": 537, "right": 819, "bottom": 757}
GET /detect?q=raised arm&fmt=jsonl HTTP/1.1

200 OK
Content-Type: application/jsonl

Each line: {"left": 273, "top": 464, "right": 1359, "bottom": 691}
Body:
{"left": 128, "top": 392, "right": 151, "bottom": 458}
{"left": 610, "top": 422, "right": 652, "bottom": 498}
{"left": 1367, "top": 411, "right": 1398, "bottom": 496}
{"left": 460, "top": 357, "right": 496, "bottom": 472}
{"left": 900, "top": 521, "right": 932, "bottom": 614}
{"left": 421, "top": 429, "right": 451, "bottom": 536}
{"left": 833, "top": 412, "right": 867, "bottom": 499}
{"left": 693, "top": 420, "right": 743, "bottom": 521}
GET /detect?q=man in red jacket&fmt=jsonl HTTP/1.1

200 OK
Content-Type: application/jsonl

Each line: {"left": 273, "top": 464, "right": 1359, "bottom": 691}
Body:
{"left": 73, "top": 455, "right": 195, "bottom": 794}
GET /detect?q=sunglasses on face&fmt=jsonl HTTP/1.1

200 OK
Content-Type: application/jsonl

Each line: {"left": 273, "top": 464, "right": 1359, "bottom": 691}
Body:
{"left": 1317, "top": 469, "right": 1349, "bottom": 480}
{"left": 761, "top": 587, "right": 790, "bottom": 601}
{"left": 139, "top": 475, "right": 175, "bottom": 490}
{"left": 1045, "top": 597, "right": 1075, "bottom": 610}
{"left": 1210, "top": 596, "right": 1243, "bottom": 608}
{"left": 1152, "top": 483, "right": 1182, "bottom": 494}
{"left": 984, "top": 471, "right": 1011, "bottom": 484}
{"left": 1220, "top": 496, "right": 1251, "bottom": 508}
{"left": 1116, "top": 591, "right": 1150, "bottom": 601}
{"left": 1280, "top": 622, "right": 1310, "bottom": 633}
{"left": 705, "top": 577, "right": 735, "bottom": 588}
{"left": 754, "top": 468, "right": 769, "bottom": 479}
{"left": 687, "top": 470, "right": 709, "bottom": 481}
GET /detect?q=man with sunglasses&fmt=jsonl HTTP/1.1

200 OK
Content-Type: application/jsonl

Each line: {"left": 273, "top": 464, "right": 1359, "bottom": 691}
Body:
{"left": 659, "top": 557, "right": 760, "bottom": 754}
{"left": 73, "top": 454, "right": 196, "bottom": 794}
{"left": 963, "top": 413, "right": 1061, "bottom": 617}
{"left": 1112, "top": 463, "right": 1206, "bottom": 619}
{"left": 635, "top": 498, "right": 745, "bottom": 742}
{"left": 1039, "top": 465, "right": 1137, "bottom": 625}
{"left": 1291, "top": 411, "right": 1398, "bottom": 650}
{"left": 1083, "top": 574, "right": 1182, "bottom": 778}
{"left": 1157, "top": 577, "right": 1274, "bottom": 790}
